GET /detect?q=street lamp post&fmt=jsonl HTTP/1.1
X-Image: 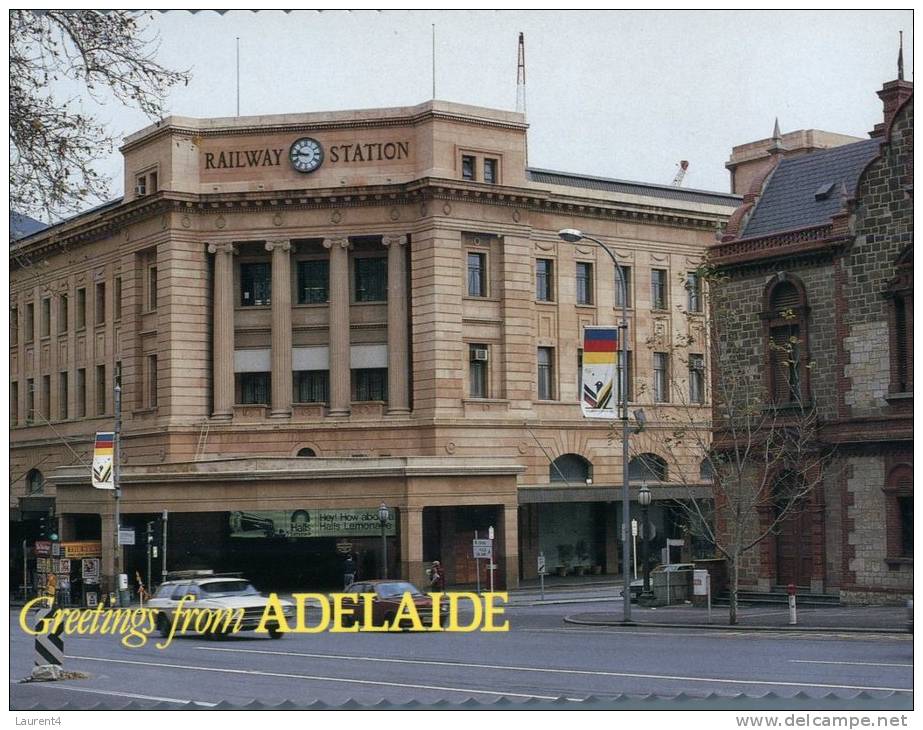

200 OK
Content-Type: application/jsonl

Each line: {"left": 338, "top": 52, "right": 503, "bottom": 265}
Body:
{"left": 558, "top": 228, "right": 633, "bottom": 624}
{"left": 639, "top": 483, "right": 653, "bottom": 603}
{"left": 378, "top": 502, "right": 389, "bottom": 579}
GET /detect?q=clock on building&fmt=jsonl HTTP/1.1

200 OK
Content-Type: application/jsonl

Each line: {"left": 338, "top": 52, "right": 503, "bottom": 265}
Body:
{"left": 289, "top": 137, "right": 324, "bottom": 173}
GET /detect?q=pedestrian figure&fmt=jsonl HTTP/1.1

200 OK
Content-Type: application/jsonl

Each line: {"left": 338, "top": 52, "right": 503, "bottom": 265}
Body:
{"left": 428, "top": 560, "right": 445, "bottom": 591}
{"left": 343, "top": 554, "right": 357, "bottom": 590}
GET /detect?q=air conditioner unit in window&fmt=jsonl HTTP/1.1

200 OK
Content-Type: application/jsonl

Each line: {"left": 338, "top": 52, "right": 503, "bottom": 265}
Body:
{"left": 135, "top": 185, "right": 146, "bottom": 196}
{"left": 471, "top": 348, "right": 489, "bottom": 362}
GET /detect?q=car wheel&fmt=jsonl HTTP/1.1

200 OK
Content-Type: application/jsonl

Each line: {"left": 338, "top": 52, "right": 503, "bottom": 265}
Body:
{"left": 268, "top": 626, "right": 284, "bottom": 639}
{"left": 156, "top": 613, "right": 171, "bottom": 638}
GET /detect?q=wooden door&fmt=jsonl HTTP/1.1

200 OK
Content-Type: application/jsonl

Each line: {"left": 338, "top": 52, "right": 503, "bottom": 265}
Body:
{"left": 775, "top": 503, "right": 813, "bottom": 587}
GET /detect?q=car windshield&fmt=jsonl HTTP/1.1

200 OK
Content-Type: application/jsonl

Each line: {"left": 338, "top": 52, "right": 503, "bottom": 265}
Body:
{"left": 374, "top": 582, "right": 423, "bottom": 598}
{"left": 198, "top": 580, "right": 259, "bottom": 596}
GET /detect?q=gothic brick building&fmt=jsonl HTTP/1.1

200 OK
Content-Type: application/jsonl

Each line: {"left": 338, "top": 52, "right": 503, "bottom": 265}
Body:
{"left": 710, "top": 72, "right": 913, "bottom": 603}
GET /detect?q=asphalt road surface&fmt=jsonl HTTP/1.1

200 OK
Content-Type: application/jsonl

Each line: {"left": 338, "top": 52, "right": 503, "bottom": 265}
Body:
{"left": 10, "top": 599, "right": 913, "bottom": 709}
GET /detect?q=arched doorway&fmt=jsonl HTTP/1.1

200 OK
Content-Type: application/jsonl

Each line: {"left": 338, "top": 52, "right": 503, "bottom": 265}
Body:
{"left": 773, "top": 472, "right": 813, "bottom": 587}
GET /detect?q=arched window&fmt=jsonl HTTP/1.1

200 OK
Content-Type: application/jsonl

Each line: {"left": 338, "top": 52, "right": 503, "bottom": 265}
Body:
{"left": 884, "top": 464, "right": 913, "bottom": 559}
{"left": 549, "top": 454, "right": 592, "bottom": 483}
{"left": 297, "top": 448, "right": 317, "bottom": 458}
{"left": 699, "top": 459, "right": 714, "bottom": 482}
{"left": 885, "top": 246, "right": 912, "bottom": 394}
{"left": 628, "top": 454, "right": 667, "bottom": 482}
{"left": 764, "top": 275, "right": 810, "bottom": 404}
{"left": 26, "top": 469, "right": 44, "bottom": 495}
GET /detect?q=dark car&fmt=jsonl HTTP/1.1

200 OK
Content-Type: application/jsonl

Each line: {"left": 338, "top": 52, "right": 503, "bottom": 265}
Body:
{"left": 342, "top": 580, "right": 448, "bottom": 630}
{"left": 629, "top": 563, "right": 695, "bottom": 600}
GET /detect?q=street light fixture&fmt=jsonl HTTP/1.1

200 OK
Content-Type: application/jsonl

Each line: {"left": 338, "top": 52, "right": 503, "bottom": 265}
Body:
{"left": 558, "top": 228, "right": 633, "bottom": 624}
{"left": 638, "top": 482, "right": 654, "bottom": 603}
{"left": 378, "top": 503, "right": 390, "bottom": 579}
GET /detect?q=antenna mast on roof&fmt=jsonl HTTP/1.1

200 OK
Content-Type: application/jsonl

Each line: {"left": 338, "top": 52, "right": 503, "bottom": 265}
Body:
{"left": 432, "top": 24, "right": 437, "bottom": 99}
{"left": 898, "top": 30, "right": 904, "bottom": 81}
{"left": 671, "top": 160, "right": 689, "bottom": 187}
{"left": 236, "top": 37, "right": 240, "bottom": 116}
{"left": 516, "top": 32, "right": 526, "bottom": 115}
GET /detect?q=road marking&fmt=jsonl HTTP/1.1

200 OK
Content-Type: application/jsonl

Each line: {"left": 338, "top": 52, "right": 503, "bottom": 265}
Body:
{"left": 16, "top": 683, "right": 218, "bottom": 706}
{"left": 197, "top": 646, "right": 912, "bottom": 694}
{"left": 64, "top": 654, "right": 577, "bottom": 702}
{"left": 525, "top": 627, "right": 911, "bottom": 642}
{"left": 790, "top": 660, "right": 913, "bottom": 668}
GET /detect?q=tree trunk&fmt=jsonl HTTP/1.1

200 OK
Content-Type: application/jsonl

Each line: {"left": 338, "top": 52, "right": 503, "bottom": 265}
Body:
{"left": 728, "top": 555, "right": 739, "bottom": 625}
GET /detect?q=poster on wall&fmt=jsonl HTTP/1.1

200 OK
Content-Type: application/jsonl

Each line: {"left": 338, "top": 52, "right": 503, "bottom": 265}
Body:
{"left": 82, "top": 558, "right": 101, "bottom": 583}
{"left": 229, "top": 509, "right": 396, "bottom": 538}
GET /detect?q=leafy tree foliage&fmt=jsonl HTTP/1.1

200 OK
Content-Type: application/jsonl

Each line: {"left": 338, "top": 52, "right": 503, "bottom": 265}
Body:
{"left": 10, "top": 10, "right": 189, "bottom": 221}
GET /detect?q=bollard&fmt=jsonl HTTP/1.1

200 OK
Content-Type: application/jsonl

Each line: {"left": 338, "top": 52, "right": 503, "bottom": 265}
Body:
{"left": 787, "top": 583, "right": 797, "bottom": 625}
{"left": 33, "top": 599, "right": 64, "bottom": 667}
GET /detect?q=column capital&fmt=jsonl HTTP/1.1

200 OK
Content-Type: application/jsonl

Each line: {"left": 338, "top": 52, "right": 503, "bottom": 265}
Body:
{"left": 382, "top": 234, "right": 408, "bottom": 248}
{"left": 207, "top": 242, "right": 237, "bottom": 255}
{"left": 323, "top": 237, "right": 350, "bottom": 250}
{"left": 265, "top": 239, "right": 292, "bottom": 253}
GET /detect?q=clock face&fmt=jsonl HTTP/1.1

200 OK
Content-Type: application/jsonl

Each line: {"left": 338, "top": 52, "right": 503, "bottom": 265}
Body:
{"left": 289, "top": 137, "right": 324, "bottom": 173}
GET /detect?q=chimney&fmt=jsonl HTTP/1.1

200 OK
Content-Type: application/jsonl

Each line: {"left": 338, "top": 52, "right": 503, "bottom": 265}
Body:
{"left": 870, "top": 32, "right": 913, "bottom": 138}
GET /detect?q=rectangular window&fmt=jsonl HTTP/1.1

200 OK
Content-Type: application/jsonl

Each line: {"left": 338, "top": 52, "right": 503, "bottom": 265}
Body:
{"left": 576, "top": 262, "right": 593, "bottom": 305}
{"left": 149, "top": 171, "right": 158, "bottom": 193}
{"left": 147, "top": 355, "right": 158, "bottom": 408}
{"left": 771, "top": 325, "right": 801, "bottom": 403}
{"left": 536, "top": 259, "right": 554, "bottom": 302}
{"left": 467, "top": 252, "right": 487, "bottom": 297}
{"left": 616, "top": 350, "right": 634, "bottom": 402}
{"left": 686, "top": 271, "right": 702, "bottom": 313}
{"left": 77, "top": 288, "right": 86, "bottom": 329}
{"left": 11, "top": 381, "right": 18, "bottom": 426}
{"left": 10, "top": 308, "right": 17, "bottom": 347}
{"left": 96, "top": 365, "right": 106, "bottom": 415}
{"left": 297, "top": 259, "right": 329, "bottom": 304}
{"left": 469, "top": 344, "right": 488, "bottom": 398}
{"left": 148, "top": 266, "right": 158, "bottom": 311}
{"left": 294, "top": 370, "right": 329, "bottom": 403}
{"left": 537, "top": 346, "right": 555, "bottom": 400}
{"left": 352, "top": 368, "right": 388, "bottom": 401}
{"left": 614, "top": 266, "right": 632, "bottom": 308}
{"left": 59, "top": 372, "right": 68, "bottom": 420}
{"left": 689, "top": 354, "right": 705, "bottom": 404}
{"left": 354, "top": 257, "right": 387, "bottom": 302}
{"left": 899, "top": 496, "right": 913, "bottom": 557}
{"left": 58, "top": 295, "right": 68, "bottom": 333}
{"left": 77, "top": 369, "right": 86, "bottom": 418}
{"left": 41, "top": 375, "right": 50, "bottom": 420}
{"left": 238, "top": 373, "right": 270, "bottom": 405}
{"left": 241, "top": 262, "right": 272, "bottom": 306}
{"left": 25, "top": 303, "right": 34, "bottom": 342}
{"left": 114, "top": 277, "right": 122, "bottom": 321}
{"left": 653, "top": 352, "right": 669, "bottom": 402}
{"left": 136, "top": 174, "right": 147, "bottom": 196}
{"left": 651, "top": 269, "right": 667, "bottom": 310}
{"left": 577, "top": 349, "right": 583, "bottom": 402}
{"left": 895, "top": 296, "right": 910, "bottom": 392}
{"left": 462, "top": 155, "right": 475, "bottom": 181}
{"left": 41, "top": 298, "right": 51, "bottom": 337}
{"left": 483, "top": 158, "right": 498, "bottom": 184}
{"left": 95, "top": 282, "right": 106, "bottom": 325}
{"left": 26, "top": 378, "right": 34, "bottom": 423}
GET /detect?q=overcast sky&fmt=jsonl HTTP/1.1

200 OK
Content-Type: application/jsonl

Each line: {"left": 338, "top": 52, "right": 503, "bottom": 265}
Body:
{"left": 67, "top": 10, "right": 914, "bottom": 210}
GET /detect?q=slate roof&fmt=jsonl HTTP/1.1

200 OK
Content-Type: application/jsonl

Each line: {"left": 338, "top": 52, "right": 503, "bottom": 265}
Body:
{"left": 10, "top": 212, "right": 48, "bottom": 241}
{"left": 527, "top": 168, "right": 741, "bottom": 208}
{"left": 741, "top": 138, "right": 882, "bottom": 238}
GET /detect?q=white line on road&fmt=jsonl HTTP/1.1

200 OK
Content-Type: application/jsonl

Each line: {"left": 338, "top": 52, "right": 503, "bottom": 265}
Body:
{"left": 64, "top": 654, "right": 581, "bottom": 702}
{"left": 790, "top": 660, "right": 913, "bottom": 668}
{"left": 15, "top": 683, "right": 218, "bottom": 706}
{"left": 524, "top": 627, "right": 911, "bottom": 642}
{"left": 197, "top": 646, "right": 912, "bottom": 694}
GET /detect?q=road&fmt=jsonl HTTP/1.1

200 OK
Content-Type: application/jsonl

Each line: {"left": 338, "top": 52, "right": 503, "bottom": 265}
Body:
{"left": 10, "top": 599, "right": 913, "bottom": 709}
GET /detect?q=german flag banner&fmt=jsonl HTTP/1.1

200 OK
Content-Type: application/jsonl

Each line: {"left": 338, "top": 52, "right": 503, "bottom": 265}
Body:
{"left": 582, "top": 326, "right": 619, "bottom": 419}
{"left": 91, "top": 432, "right": 115, "bottom": 489}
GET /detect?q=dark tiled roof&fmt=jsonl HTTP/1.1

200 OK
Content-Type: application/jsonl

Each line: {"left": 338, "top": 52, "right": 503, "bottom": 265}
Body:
{"left": 10, "top": 212, "right": 48, "bottom": 241}
{"left": 527, "top": 168, "right": 740, "bottom": 208}
{"left": 741, "top": 138, "right": 881, "bottom": 238}
{"left": 10, "top": 198, "right": 123, "bottom": 246}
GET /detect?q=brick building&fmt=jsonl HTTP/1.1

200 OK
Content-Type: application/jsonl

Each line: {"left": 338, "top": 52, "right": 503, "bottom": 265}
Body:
{"left": 10, "top": 100, "right": 739, "bottom": 597}
{"left": 710, "top": 73, "right": 913, "bottom": 603}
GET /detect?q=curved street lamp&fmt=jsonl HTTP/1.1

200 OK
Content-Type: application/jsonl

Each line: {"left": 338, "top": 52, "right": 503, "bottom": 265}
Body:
{"left": 558, "top": 228, "right": 633, "bottom": 624}
{"left": 378, "top": 502, "right": 390, "bottom": 579}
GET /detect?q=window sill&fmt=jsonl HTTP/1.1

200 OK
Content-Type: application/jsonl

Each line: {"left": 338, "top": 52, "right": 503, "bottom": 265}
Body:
{"left": 463, "top": 398, "right": 508, "bottom": 404}
{"left": 885, "top": 557, "right": 913, "bottom": 566}
{"left": 885, "top": 392, "right": 913, "bottom": 403}
{"left": 294, "top": 302, "right": 329, "bottom": 308}
{"left": 352, "top": 300, "right": 388, "bottom": 306}
{"left": 463, "top": 296, "right": 500, "bottom": 303}
{"left": 575, "top": 303, "right": 596, "bottom": 309}
{"left": 535, "top": 299, "right": 556, "bottom": 305}
{"left": 133, "top": 407, "right": 158, "bottom": 416}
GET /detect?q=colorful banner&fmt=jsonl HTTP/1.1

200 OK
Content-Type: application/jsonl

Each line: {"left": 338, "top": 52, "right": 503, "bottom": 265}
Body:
{"left": 62, "top": 541, "right": 102, "bottom": 559}
{"left": 92, "top": 432, "right": 115, "bottom": 489}
{"left": 229, "top": 509, "right": 397, "bottom": 538}
{"left": 582, "top": 326, "right": 619, "bottom": 420}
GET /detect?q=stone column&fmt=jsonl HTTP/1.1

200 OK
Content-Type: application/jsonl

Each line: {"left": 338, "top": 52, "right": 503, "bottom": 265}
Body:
{"left": 100, "top": 511, "right": 118, "bottom": 595}
{"left": 501, "top": 503, "right": 520, "bottom": 589}
{"left": 324, "top": 237, "right": 351, "bottom": 416}
{"left": 208, "top": 243, "right": 236, "bottom": 420}
{"left": 266, "top": 240, "right": 293, "bottom": 418}
{"left": 399, "top": 507, "right": 424, "bottom": 584}
{"left": 382, "top": 234, "right": 410, "bottom": 415}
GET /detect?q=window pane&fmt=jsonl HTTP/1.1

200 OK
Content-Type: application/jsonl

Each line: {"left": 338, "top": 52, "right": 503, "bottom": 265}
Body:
{"left": 469, "top": 345, "right": 488, "bottom": 398}
{"left": 652, "top": 269, "right": 667, "bottom": 309}
{"left": 96, "top": 365, "right": 106, "bottom": 415}
{"left": 462, "top": 155, "right": 475, "bottom": 180}
{"left": 149, "top": 267, "right": 158, "bottom": 310}
{"left": 689, "top": 354, "right": 705, "bottom": 404}
{"left": 58, "top": 296, "right": 68, "bottom": 333}
{"left": 294, "top": 370, "right": 329, "bottom": 403}
{"left": 616, "top": 350, "right": 633, "bottom": 402}
{"left": 653, "top": 352, "right": 669, "bottom": 402}
{"left": 355, "top": 257, "right": 387, "bottom": 302}
{"left": 899, "top": 496, "right": 913, "bottom": 556}
{"left": 59, "top": 372, "right": 68, "bottom": 420}
{"left": 26, "top": 303, "right": 34, "bottom": 341}
{"left": 536, "top": 259, "right": 553, "bottom": 301}
{"left": 537, "top": 347, "right": 554, "bottom": 400}
{"left": 483, "top": 158, "right": 497, "bottom": 183}
{"left": 95, "top": 283, "right": 106, "bottom": 324}
{"left": 467, "top": 253, "right": 486, "bottom": 297}
{"left": 241, "top": 262, "right": 272, "bottom": 306}
{"left": 353, "top": 368, "right": 388, "bottom": 401}
{"left": 240, "top": 373, "right": 270, "bottom": 404}
{"left": 686, "top": 271, "right": 702, "bottom": 312}
{"left": 41, "top": 298, "right": 50, "bottom": 337}
{"left": 77, "top": 289, "right": 86, "bottom": 329}
{"left": 576, "top": 262, "right": 593, "bottom": 305}
{"left": 614, "top": 266, "right": 632, "bottom": 308}
{"left": 298, "top": 259, "right": 329, "bottom": 304}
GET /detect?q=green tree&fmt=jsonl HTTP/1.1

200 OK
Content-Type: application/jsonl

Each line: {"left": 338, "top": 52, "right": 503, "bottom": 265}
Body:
{"left": 10, "top": 10, "right": 189, "bottom": 221}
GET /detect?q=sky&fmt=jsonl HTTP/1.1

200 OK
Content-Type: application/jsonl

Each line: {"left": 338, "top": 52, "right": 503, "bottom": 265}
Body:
{"left": 54, "top": 9, "right": 914, "bottom": 213}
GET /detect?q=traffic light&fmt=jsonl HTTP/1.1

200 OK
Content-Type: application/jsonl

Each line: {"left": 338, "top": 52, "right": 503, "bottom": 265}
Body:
{"left": 38, "top": 514, "right": 59, "bottom": 541}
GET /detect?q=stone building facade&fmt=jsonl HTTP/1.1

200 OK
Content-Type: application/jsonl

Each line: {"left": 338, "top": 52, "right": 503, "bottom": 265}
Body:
{"left": 710, "top": 75, "right": 913, "bottom": 603}
{"left": 10, "top": 100, "right": 739, "bottom": 596}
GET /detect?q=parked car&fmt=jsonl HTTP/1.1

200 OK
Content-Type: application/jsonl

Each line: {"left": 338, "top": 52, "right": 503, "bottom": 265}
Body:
{"left": 629, "top": 563, "right": 696, "bottom": 600}
{"left": 342, "top": 579, "right": 449, "bottom": 630}
{"left": 148, "top": 572, "right": 295, "bottom": 639}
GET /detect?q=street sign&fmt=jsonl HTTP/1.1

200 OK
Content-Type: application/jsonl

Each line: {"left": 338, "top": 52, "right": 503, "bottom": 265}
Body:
{"left": 473, "top": 545, "right": 492, "bottom": 559}
{"left": 472, "top": 538, "right": 491, "bottom": 548}
{"left": 693, "top": 569, "right": 709, "bottom": 596}
{"left": 118, "top": 529, "right": 135, "bottom": 546}
{"left": 537, "top": 553, "right": 546, "bottom": 574}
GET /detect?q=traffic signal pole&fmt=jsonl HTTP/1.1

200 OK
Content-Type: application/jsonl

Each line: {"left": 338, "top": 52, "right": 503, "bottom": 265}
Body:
{"left": 113, "top": 384, "right": 122, "bottom": 603}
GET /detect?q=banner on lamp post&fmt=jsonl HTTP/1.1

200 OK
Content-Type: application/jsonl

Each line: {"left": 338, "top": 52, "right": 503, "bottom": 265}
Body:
{"left": 582, "top": 327, "right": 620, "bottom": 420}
{"left": 91, "top": 432, "right": 115, "bottom": 489}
